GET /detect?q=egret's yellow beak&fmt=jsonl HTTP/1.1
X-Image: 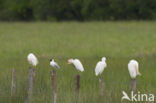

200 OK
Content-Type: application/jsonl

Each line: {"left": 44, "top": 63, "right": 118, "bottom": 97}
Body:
{"left": 67, "top": 59, "right": 72, "bottom": 64}
{"left": 67, "top": 60, "right": 70, "bottom": 64}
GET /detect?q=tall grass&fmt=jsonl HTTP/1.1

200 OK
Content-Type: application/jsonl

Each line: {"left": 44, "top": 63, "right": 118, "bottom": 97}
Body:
{"left": 0, "top": 21, "right": 156, "bottom": 103}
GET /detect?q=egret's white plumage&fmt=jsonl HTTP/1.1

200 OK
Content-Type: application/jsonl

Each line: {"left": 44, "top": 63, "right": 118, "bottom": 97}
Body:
{"left": 95, "top": 57, "right": 107, "bottom": 76}
{"left": 128, "top": 60, "right": 141, "bottom": 79}
{"left": 27, "top": 53, "right": 38, "bottom": 66}
{"left": 68, "top": 59, "right": 84, "bottom": 72}
{"left": 50, "top": 59, "right": 60, "bottom": 69}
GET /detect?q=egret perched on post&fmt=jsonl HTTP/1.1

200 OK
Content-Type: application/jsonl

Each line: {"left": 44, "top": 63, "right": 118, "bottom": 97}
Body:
{"left": 67, "top": 58, "right": 84, "bottom": 72}
{"left": 128, "top": 60, "right": 141, "bottom": 78}
{"left": 27, "top": 53, "right": 38, "bottom": 66}
{"left": 95, "top": 57, "right": 107, "bottom": 76}
{"left": 50, "top": 59, "right": 61, "bottom": 69}
{"left": 128, "top": 59, "right": 141, "bottom": 92}
{"left": 26, "top": 53, "right": 38, "bottom": 103}
{"left": 67, "top": 58, "right": 84, "bottom": 102}
{"left": 95, "top": 57, "right": 107, "bottom": 96}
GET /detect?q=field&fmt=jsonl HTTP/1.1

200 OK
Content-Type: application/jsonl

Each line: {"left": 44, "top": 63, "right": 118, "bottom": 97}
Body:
{"left": 0, "top": 21, "right": 156, "bottom": 103}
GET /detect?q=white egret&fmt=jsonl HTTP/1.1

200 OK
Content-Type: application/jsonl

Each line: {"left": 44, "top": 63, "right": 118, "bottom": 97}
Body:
{"left": 128, "top": 59, "right": 141, "bottom": 79}
{"left": 27, "top": 53, "right": 38, "bottom": 66}
{"left": 95, "top": 57, "right": 107, "bottom": 76}
{"left": 67, "top": 58, "right": 84, "bottom": 72}
{"left": 50, "top": 59, "right": 60, "bottom": 69}
{"left": 94, "top": 57, "right": 107, "bottom": 96}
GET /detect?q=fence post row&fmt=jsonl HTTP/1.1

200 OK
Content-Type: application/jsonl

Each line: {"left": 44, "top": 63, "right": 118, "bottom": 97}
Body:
{"left": 25, "top": 68, "right": 35, "bottom": 103}
{"left": 75, "top": 75, "right": 80, "bottom": 103}
{"left": 51, "top": 70, "right": 57, "bottom": 103}
{"left": 130, "top": 79, "right": 136, "bottom": 92}
{"left": 11, "top": 68, "right": 16, "bottom": 96}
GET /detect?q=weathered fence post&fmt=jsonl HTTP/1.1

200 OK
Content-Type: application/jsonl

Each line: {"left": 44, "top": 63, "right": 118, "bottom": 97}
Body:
{"left": 99, "top": 75, "right": 104, "bottom": 96}
{"left": 25, "top": 68, "right": 35, "bottom": 103}
{"left": 75, "top": 75, "right": 80, "bottom": 103}
{"left": 130, "top": 79, "right": 136, "bottom": 92}
{"left": 11, "top": 68, "right": 16, "bottom": 96}
{"left": 51, "top": 70, "right": 57, "bottom": 103}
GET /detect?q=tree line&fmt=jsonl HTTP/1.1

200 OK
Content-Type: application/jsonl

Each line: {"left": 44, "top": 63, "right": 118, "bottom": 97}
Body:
{"left": 0, "top": 0, "right": 156, "bottom": 21}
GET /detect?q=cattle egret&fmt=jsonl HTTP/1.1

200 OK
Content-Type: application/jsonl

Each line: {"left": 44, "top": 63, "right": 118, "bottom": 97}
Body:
{"left": 67, "top": 59, "right": 84, "bottom": 72}
{"left": 27, "top": 53, "right": 38, "bottom": 66}
{"left": 50, "top": 59, "right": 60, "bottom": 69}
{"left": 128, "top": 60, "right": 141, "bottom": 79}
{"left": 95, "top": 57, "right": 107, "bottom": 76}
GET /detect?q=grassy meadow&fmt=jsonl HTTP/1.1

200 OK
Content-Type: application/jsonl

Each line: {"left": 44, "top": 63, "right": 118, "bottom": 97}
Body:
{"left": 0, "top": 21, "right": 156, "bottom": 103}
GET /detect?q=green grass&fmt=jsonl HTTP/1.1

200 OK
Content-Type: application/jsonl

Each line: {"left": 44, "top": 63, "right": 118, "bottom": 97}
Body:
{"left": 0, "top": 21, "right": 156, "bottom": 103}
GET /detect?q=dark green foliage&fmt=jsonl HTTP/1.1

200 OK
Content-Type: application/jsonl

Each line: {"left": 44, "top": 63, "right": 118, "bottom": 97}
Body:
{"left": 0, "top": 0, "right": 156, "bottom": 21}
{"left": 0, "top": 0, "right": 33, "bottom": 21}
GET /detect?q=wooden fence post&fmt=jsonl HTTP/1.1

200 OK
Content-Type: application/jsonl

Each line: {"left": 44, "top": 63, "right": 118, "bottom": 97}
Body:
{"left": 51, "top": 70, "right": 57, "bottom": 103}
{"left": 25, "top": 68, "right": 35, "bottom": 103}
{"left": 130, "top": 79, "right": 136, "bottom": 92}
{"left": 99, "top": 75, "right": 104, "bottom": 96}
{"left": 75, "top": 75, "right": 80, "bottom": 103}
{"left": 11, "top": 68, "right": 16, "bottom": 96}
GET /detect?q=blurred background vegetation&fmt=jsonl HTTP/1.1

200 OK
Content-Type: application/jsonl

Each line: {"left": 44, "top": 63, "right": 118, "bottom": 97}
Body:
{"left": 0, "top": 0, "right": 156, "bottom": 21}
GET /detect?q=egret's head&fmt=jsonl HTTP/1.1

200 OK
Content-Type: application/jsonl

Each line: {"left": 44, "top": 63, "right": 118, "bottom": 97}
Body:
{"left": 102, "top": 57, "right": 106, "bottom": 61}
{"left": 28, "top": 53, "right": 34, "bottom": 56}
{"left": 67, "top": 59, "right": 73, "bottom": 64}
{"left": 130, "top": 59, "right": 135, "bottom": 62}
